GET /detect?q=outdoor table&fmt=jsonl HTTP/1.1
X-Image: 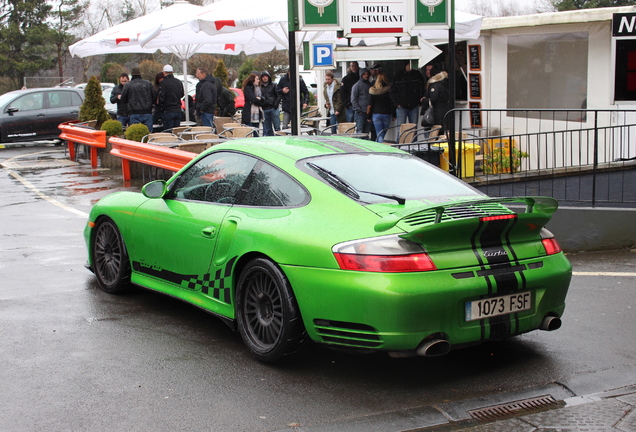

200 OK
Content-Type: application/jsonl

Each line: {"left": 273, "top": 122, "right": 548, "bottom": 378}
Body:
{"left": 301, "top": 116, "right": 331, "bottom": 128}
{"left": 280, "top": 126, "right": 316, "bottom": 135}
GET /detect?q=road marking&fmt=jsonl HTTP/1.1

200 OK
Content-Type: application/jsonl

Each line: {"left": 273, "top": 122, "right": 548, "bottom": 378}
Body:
{"left": 5, "top": 167, "right": 88, "bottom": 218}
{"left": 573, "top": 271, "right": 636, "bottom": 277}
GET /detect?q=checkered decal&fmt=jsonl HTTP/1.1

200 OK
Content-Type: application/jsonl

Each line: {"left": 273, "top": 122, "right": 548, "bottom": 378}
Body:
{"left": 134, "top": 257, "right": 237, "bottom": 305}
{"left": 183, "top": 257, "right": 236, "bottom": 304}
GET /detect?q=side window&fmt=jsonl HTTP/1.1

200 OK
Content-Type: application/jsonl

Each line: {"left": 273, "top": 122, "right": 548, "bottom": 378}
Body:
{"left": 48, "top": 91, "right": 73, "bottom": 108}
{"left": 71, "top": 91, "right": 83, "bottom": 106}
{"left": 170, "top": 152, "right": 258, "bottom": 204}
{"left": 239, "top": 162, "right": 308, "bottom": 207}
{"left": 11, "top": 93, "right": 44, "bottom": 111}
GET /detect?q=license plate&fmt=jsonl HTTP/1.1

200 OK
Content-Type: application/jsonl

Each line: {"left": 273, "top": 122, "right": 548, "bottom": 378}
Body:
{"left": 465, "top": 292, "right": 532, "bottom": 321}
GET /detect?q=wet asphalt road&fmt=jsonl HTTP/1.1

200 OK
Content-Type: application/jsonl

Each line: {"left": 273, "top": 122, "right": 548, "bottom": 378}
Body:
{"left": 1, "top": 144, "right": 635, "bottom": 432}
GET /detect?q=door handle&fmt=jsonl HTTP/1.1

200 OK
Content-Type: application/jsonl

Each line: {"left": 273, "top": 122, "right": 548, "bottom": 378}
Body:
{"left": 37, "top": 113, "right": 45, "bottom": 117}
{"left": 201, "top": 226, "right": 216, "bottom": 238}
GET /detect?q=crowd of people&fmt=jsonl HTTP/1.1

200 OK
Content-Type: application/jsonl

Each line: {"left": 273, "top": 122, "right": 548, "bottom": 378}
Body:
{"left": 110, "top": 64, "right": 230, "bottom": 133}
{"left": 335, "top": 60, "right": 450, "bottom": 143}
{"left": 110, "top": 60, "right": 449, "bottom": 141}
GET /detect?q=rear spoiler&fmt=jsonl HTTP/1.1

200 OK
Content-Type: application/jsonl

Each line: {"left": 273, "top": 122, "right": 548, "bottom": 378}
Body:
{"left": 374, "top": 196, "right": 559, "bottom": 233}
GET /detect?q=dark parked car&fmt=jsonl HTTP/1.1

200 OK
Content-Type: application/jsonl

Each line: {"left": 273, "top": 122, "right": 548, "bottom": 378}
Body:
{"left": 0, "top": 88, "right": 83, "bottom": 143}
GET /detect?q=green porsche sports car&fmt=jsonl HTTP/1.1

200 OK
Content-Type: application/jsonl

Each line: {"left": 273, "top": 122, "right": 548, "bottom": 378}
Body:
{"left": 84, "top": 136, "right": 572, "bottom": 362}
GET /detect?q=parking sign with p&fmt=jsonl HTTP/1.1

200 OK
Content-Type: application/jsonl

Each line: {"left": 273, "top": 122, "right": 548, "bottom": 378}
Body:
{"left": 311, "top": 43, "right": 335, "bottom": 68}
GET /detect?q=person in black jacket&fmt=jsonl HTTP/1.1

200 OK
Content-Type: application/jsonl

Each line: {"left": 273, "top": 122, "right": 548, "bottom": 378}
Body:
{"left": 158, "top": 65, "right": 184, "bottom": 130}
{"left": 218, "top": 87, "right": 236, "bottom": 118}
{"left": 152, "top": 72, "right": 164, "bottom": 130}
{"left": 110, "top": 73, "right": 130, "bottom": 126}
{"left": 420, "top": 64, "right": 450, "bottom": 136}
{"left": 340, "top": 61, "right": 360, "bottom": 122}
{"left": 242, "top": 72, "right": 263, "bottom": 136}
{"left": 120, "top": 66, "right": 156, "bottom": 133}
{"left": 390, "top": 60, "right": 425, "bottom": 134}
{"left": 194, "top": 67, "right": 218, "bottom": 128}
{"left": 276, "top": 71, "right": 308, "bottom": 130}
{"left": 369, "top": 73, "right": 394, "bottom": 143}
{"left": 260, "top": 71, "right": 280, "bottom": 136}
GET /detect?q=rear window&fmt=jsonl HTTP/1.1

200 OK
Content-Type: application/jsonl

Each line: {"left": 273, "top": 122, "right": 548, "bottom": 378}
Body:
{"left": 301, "top": 153, "right": 481, "bottom": 204}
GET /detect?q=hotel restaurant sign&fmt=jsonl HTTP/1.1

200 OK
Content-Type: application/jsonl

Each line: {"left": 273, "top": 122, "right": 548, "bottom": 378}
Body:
{"left": 295, "top": 0, "right": 453, "bottom": 36}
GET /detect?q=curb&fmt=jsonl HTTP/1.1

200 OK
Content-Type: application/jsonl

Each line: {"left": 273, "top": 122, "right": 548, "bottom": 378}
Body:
{"left": 281, "top": 365, "right": 636, "bottom": 432}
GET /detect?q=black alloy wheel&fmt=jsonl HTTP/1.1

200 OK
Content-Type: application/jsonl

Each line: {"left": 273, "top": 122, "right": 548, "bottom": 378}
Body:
{"left": 92, "top": 218, "right": 131, "bottom": 294}
{"left": 236, "top": 258, "right": 307, "bottom": 362}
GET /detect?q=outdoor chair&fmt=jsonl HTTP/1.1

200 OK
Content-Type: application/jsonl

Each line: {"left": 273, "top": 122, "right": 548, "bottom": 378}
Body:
{"left": 194, "top": 133, "right": 220, "bottom": 140}
{"left": 213, "top": 117, "right": 236, "bottom": 134}
{"left": 166, "top": 126, "right": 188, "bottom": 136}
{"left": 142, "top": 133, "right": 176, "bottom": 143}
{"left": 219, "top": 125, "right": 257, "bottom": 138}
{"left": 176, "top": 142, "right": 208, "bottom": 153}
{"left": 147, "top": 136, "right": 183, "bottom": 144}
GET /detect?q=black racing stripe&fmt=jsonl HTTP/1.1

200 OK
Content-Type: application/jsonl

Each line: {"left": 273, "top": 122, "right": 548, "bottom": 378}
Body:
{"left": 503, "top": 217, "right": 524, "bottom": 332}
{"left": 133, "top": 261, "right": 197, "bottom": 287}
{"left": 479, "top": 219, "right": 517, "bottom": 339}
{"left": 470, "top": 220, "right": 489, "bottom": 340}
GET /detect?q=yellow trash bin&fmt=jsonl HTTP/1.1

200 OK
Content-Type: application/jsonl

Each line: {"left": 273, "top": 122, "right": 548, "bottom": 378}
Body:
{"left": 437, "top": 142, "right": 480, "bottom": 178}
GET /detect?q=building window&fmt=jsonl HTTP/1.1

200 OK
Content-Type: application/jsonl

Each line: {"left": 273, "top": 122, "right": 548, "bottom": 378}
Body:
{"left": 507, "top": 33, "right": 588, "bottom": 119}
{"left": 615, "top": 39, "right": 636, "bottom": 101}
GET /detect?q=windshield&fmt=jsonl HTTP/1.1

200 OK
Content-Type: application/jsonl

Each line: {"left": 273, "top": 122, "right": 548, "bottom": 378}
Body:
{"left": 0, "top": 91, "right": 19, "bottom": 108}
{"left": 302, "top": 152, "right": 482, "bottom": 204}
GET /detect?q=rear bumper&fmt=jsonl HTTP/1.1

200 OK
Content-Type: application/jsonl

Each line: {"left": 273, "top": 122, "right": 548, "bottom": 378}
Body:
{"left": 282, "top": 253, "right": 572, "bottom": 352}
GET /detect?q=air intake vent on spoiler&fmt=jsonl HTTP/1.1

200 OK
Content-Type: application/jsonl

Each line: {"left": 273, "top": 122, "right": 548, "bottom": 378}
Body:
{"left": 313, "top": 319, "right": 383, "bottom": 348}
{"left": 402, "top": 202, "right": 515, "bottom": 228}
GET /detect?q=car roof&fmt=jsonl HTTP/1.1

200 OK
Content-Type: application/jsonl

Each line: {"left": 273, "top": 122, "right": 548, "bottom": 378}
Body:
{"left": 1, "top": 87, "right": 82, "bottom": 96}
{"left": 211, "top": 136, "right": 403, "bottom": 164}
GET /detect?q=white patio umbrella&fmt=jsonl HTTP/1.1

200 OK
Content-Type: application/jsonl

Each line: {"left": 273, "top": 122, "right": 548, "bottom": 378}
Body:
{"left": 68, "top": 1, "right": 285, "bottom": 121}
{"left": 185, "top": 0, "right": 481, "bottom": 49}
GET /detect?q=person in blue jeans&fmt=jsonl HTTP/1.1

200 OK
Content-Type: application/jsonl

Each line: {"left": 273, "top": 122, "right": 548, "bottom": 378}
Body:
{"left": 369, "top": 73, "right": 394, "bottom": 143}
{"left": 259, "top": 71, "right": 280, "bottom": 136}
{"left": 323, "top": 71, "right": 345, "bottom": 134}
{"left": 351, "top": 68, "right": 373, "bottom": 138}
{"left": 120, "top": 66, "right": 156, "bottom": 133}
{"left": 194, "top": 67, "right": 218, "bottom": 128}
{"left": 341, "top": 61, "right": 360, "bottom": 123}
{"left": 110, "top": 73, "right": 130, "bottom": 127}
{"left": 390, "top": 60, "right": 425, "bottom": 141}
{"left": 158, "top": 65, "right": 184, "bottom": 131}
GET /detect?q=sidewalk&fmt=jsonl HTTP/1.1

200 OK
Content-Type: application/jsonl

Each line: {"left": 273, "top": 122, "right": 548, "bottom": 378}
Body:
{"left": 426, "top": 386, "right": 636, "bottom": 432}
{"left": 285, "top": 366, "right": 636, "bottom": 432}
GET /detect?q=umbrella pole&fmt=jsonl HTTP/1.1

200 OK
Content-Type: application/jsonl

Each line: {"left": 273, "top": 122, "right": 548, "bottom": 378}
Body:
{"left": 183, "top": 57, "right": 190, "bottom": 123}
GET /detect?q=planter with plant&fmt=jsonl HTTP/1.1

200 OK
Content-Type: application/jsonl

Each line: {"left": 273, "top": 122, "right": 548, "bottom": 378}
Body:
{"left": 483, "top": 147, "right": 529, "bottom": 174}
{"left": 78, "top": 76, "right": 110, "bottom": 129}
{"left": 124, "top": 123, "right": 149, "bottom": 142}
{"left": 99, "top": 120, "right": 124, "bottom": 168}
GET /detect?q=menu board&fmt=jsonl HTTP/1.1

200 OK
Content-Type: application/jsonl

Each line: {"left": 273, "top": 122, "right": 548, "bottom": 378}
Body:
{"left": 469, "top": 102, "right": 482, "bottom": 127}
{"left": 469, "top": 45, "right": 481, "bottom": 71}
{"left": 469, "top": 73, "right": 481, "bottom": 99}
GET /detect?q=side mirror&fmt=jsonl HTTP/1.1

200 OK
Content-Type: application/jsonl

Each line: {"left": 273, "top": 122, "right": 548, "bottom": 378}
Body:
{"left": 6, "top": 107, "right": 19, "bottom": 114}
{"left": 142, "top": 180, "right": 167, "bottom": 198}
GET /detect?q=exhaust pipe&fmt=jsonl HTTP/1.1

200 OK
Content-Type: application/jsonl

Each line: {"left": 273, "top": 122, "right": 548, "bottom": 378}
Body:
{"left": 540, "top": 315, "right": 562, "bottom": 331}
{"left": 417, "top": 339, "right": 451, "bottom": 357}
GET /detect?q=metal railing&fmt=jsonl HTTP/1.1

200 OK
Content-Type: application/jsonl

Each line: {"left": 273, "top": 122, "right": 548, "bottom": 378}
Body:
{"left": 399, "top": 109, "right": 636, "bottom": 207}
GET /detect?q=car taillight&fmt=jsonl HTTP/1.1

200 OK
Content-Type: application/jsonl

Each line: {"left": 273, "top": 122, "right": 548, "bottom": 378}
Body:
{"left": 542, "top": 238, "right": 562, "bottom": 255}
{"left": 334, "top": 252, "right": 436, "bottom": 272}
{"left": 540, "top": 228, "right": 562, "bottom": 255}
{"left": 333, "top": 235, "right": 437, "bottom": 272}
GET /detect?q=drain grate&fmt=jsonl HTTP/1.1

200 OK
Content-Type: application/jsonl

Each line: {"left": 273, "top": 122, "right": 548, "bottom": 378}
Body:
{"left": 468, "top": 395, "right": 559, "bottom": 421}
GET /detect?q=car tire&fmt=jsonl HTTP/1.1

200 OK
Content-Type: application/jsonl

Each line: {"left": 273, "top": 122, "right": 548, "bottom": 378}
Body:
{"left": 236, "top": 258, "right": 308, "bottom": 363}
{"left": 92, "top": 218, "right": 131, "bottom": 294}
